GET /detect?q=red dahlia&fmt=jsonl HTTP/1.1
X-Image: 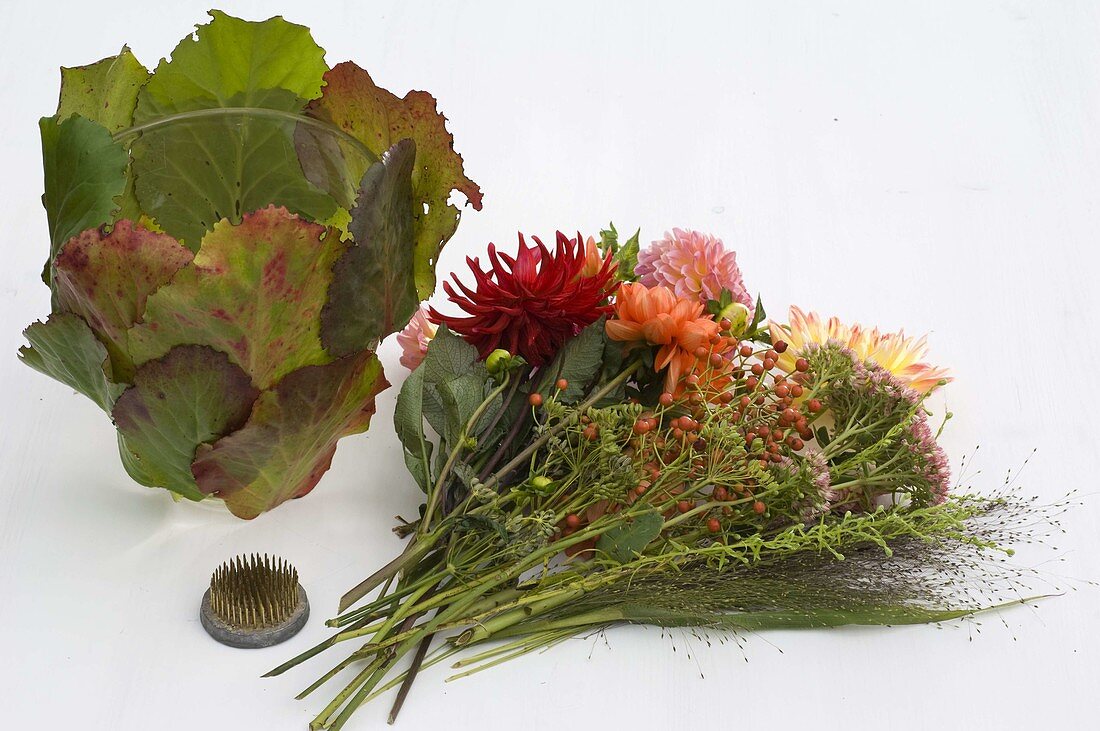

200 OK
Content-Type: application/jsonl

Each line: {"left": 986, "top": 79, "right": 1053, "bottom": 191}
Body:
{"left": 431, "top": 232, "right": 618, "bottom": 365}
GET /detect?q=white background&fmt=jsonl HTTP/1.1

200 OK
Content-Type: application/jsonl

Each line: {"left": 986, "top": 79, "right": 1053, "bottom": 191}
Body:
{"left": 2, "top": 1, "right": 1098, "bottom": 729}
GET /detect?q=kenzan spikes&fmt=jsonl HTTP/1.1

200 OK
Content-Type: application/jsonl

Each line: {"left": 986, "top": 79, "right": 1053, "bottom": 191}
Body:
{"left": 200, "top": 554, "right": 309, "bottom": 648}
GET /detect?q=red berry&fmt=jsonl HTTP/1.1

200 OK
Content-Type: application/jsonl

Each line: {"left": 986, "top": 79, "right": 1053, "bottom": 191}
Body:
{"left": 753, "top": 501, "right": 766, "bottom": 514}
{"left": 707, "top": 518, "right": 721, "bottom": 533}
{"left": 746, "top": 376, "right": 759, "bottom": 391}
{"left": 659, "top": 392, "right": 674, "bottom": 407}
{"left": 633, "top": 420, "right": 651, "bottom": 435}
{"left": 807, "top": 398, "right": 823, "bottom": 413}
{"left": 694, "top": 345, "right": 709, "bottom": 358}
{"left": 751, "top": 363, "right": 764, "bottom": 376}
{"left": 790, "top": 384, "right": 804, "bottom": 398}
{"left": 739, "top": 344, "right": 753, "bottom": 357}
{"left": 685, "top": 374, "right": 700, "bottom": 387}
{"left": 739, "top": 395, "right": 752, "bottom": 408}
{"left": 774, "top": 384, "right": 790, "bottom": 398}
{"left": 677, "top": 500, "right": 692, "bottom": 513}
{"left": 528, "top": 393, "right": 543, "bottom": 407}
{"left": 774, "top": 340, "right": 789, "bottom": 353}
{"left": 556, "top": 378, "right": 569, "bottom": 390}
{"left": 795, "top": 358, "right": 810, "bottom": 372}
{"left": 709, "top": 353, "right": 724, "bottom": 367}
{"left": 564, "top": 513, "right": 581, "bottom": 529}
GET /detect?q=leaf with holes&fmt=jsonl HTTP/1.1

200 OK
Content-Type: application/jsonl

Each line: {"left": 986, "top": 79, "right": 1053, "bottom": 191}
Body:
{"left": 302, "top": 62, "right": 483, "bottom": 297}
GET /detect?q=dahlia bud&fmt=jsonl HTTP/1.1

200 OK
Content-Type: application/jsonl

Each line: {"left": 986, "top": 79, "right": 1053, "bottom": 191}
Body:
{"left": 529, "top": 476, "right": 554, "bottom": 494}
{"left": 485, "top": 348, "right": 513, "bottom": 375}
{"left": 718, "top": 302, "right": 751, "bottom": 336}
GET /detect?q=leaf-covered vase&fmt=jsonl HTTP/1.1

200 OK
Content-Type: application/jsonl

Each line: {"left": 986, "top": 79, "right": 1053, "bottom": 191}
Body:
{"left": 19, "top": 10, "right": 482, "bottom": 518}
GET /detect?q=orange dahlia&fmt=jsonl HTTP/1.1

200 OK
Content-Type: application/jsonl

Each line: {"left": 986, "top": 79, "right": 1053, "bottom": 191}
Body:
{"left": 432, "top": 232, "right": 617, "bottom": 365}
{"left": 606, "top": 282, "right": 733, "bottom": 390}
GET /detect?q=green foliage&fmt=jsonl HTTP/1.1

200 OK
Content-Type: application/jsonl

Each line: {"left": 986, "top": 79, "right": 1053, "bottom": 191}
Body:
{"left": 113, "top": 345, "right": 259, "bottom": 500}
{"left": 394, "top": 366, "right": 434, "bottom": 492}
{"left": 321, "top": 139, "right": 417, "bottom": 355}
{"left": 599, "top": 222, "right": 640, "bottom": 280}
{"left": 40, "top": 115, "right": 128, "bottom": 286}
{"left": 595, "top": 511, "right": 663, "bottom": 563}
{"left": 57, "top": 47, "right": 148, "bottom": 133}
{"left": 19, "top": 313, "right": 126, "bottom": 413}
{"left": 130, "top": 11, "right": 336, "bottom": 248}
{"left": 536, "top": 319, "right": 608, "bottom": 403}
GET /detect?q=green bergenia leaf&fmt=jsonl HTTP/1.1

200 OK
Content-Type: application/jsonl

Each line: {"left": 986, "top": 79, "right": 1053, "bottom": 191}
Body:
{"left": 113, "top": 345, "right": 259, "bottom": 501}
{"left": 130, "top": 10, "right": 336, "bottom": 247}
{"left": 40, "top": 115, "right": 128, "bottom": 286}
{"left": 57, "top": 47, "right": 149, "bottom": 133}
{"left": 128, "top": 206, "right": 345, "bottom": 389}
{"left": 321, "top": 139, "right": 417, "bottom": 356}
{"left": 302, "top": 62, "right": 484, "bottom": 298}
{"left": 53, "top": 220, "right": 193, "bottom": 381}
{"left": 192, "top": 351, "right": 388, "bottom": 519}
{"left": 55, "top": 47, "right": 150, "bottom": 224}
{"left": 19, "top": 313, "right": 126, "bottom": 413}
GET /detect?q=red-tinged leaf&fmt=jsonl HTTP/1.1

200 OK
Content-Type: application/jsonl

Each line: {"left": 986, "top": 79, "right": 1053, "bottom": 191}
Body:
{"left": 113, "top": 345, "right": 259, "bottom": 500}
{"left": 127, "top": 206, "right": 346, "bottom": 389}
{"left": 303, "top": 62, "right": 483, "bottom": 297}
{"left": 192, "top": 351, "right": 389, "bottom": 519}
{"left": 53, "top": 220, "right": 193, "bottom": 380}
{"left": 320, "top": 139, "right": 417, "bottom": 355}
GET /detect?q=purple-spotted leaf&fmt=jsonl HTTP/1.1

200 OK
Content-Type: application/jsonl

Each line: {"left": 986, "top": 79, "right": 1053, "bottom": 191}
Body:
{"left": 320, "top": 139, "right": 417, "bottom": 356}
{"left": 192, "top": 351, "right": 388, "bottom": 519}
{"left": 303, "top": 62, "right": 483, "bottom": 297}
{"left": 128, "top": 206, "right": 345, "bottom": 389}
{"left": 113, "top": 345, "right": 259, "bottom": 500}
{"left": 19, "top": 313, "right": 126, "bottom": 413}
{"left": 54, "top": 220, "right": 193, "bottom": 380}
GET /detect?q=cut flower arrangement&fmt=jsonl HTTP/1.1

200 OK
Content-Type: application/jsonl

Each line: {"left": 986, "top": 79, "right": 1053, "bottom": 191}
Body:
{"left": 15, "top": 10, "right": 1067, "bottom": 730}
{"left": 270, "top": 227, "right": 1063, "bottom": 728}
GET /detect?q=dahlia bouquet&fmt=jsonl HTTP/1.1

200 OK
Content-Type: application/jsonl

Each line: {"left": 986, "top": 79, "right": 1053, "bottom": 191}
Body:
{"left": 271, "top": 227, "right": 1056, "bottom": 728}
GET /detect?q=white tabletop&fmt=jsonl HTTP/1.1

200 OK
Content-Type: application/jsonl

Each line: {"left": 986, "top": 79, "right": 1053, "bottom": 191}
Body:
{"left": 3, "top": 1, "right": 1098, "bottom": 729}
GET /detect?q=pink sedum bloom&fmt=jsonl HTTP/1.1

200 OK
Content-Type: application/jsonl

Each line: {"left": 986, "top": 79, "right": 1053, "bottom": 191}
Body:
{"left": 635, "top": 228, "right": 752, "bottom": 308}
{"left": 396, "top": 306, "right": 437, "bottom": 370}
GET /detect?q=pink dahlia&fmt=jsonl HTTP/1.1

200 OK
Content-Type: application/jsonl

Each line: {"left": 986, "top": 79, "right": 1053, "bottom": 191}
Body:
{"left": 396, "top": 306, "right": 437, "bottom": 370}
{"left": 635, "top": 228, "right": 752, "bottom": 307}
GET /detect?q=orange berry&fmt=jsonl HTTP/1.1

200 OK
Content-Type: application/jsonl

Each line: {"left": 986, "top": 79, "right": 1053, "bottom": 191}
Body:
{"left": 528, "top": 393, "right": 543, "bottom": 407}
{"left": 753, "top": 501, "right": 766, "bottom": 514}
{"left": 556, "top": 378, "right": 569, "bottom": 390}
